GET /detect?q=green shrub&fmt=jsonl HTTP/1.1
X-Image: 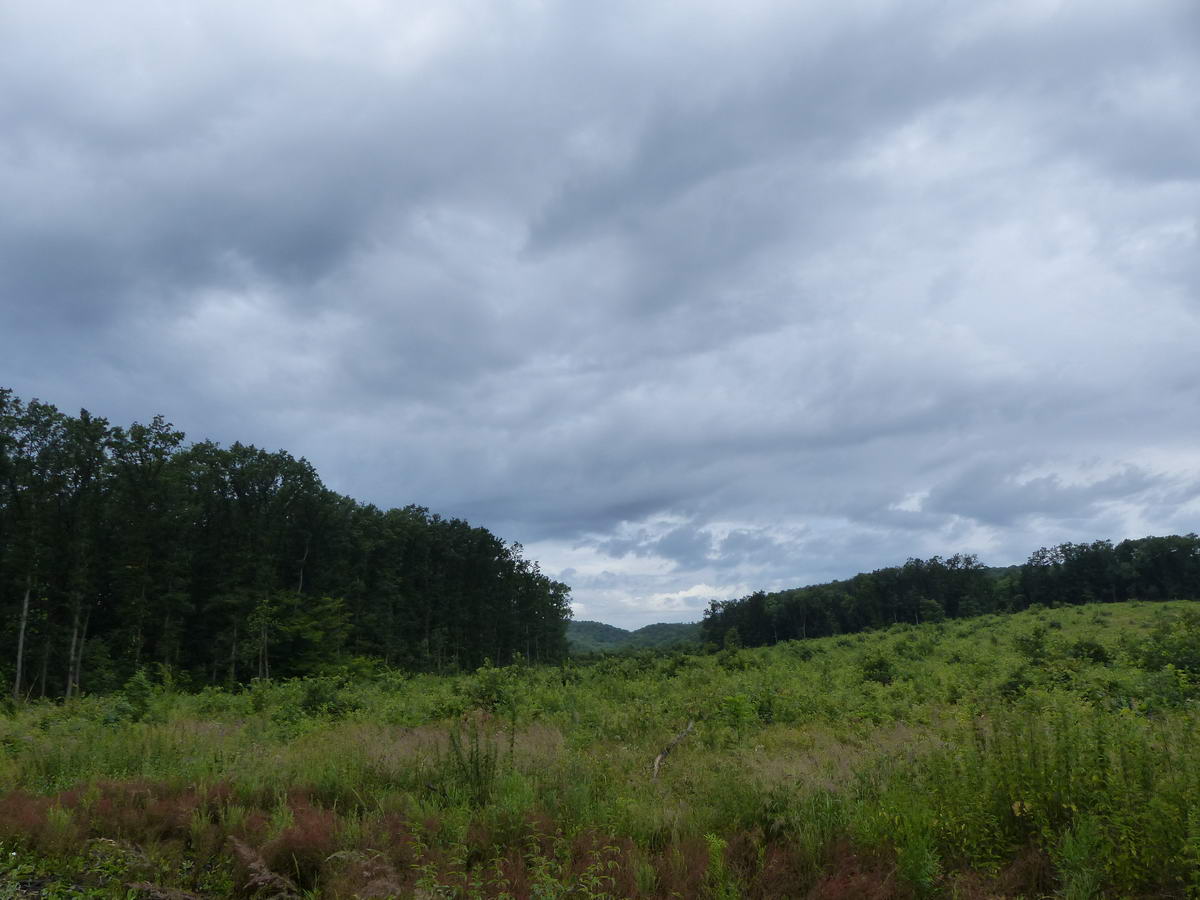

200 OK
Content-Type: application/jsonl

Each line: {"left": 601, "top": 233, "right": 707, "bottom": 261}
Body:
{"left": 1013, "top": 624, "right": 1049, "bottom": 663}
{"left": 459, "top": 661, "right": 520, "bottom": 713}
{"left": 121, "top": 669, "right": 155, "bottom": 722}
{"left": 1129, "top": 610, "right": 1200, "bottom": 674}
{"left": 715, "top": 693, "right": 757, "bottom": 739}
{"left": 1067, "top": 638, "right": 1111, "bottom": 665}
{"left": 859, "top": 652, "right": 896, "bottom": 685}
{"left": 998, "top": 666, "right": 1032, "bottom": 699}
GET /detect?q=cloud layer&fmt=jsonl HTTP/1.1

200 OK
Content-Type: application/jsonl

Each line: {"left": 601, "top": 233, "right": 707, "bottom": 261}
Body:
{"left": 4, "top": 0, "right": 1198, "bottom": 627}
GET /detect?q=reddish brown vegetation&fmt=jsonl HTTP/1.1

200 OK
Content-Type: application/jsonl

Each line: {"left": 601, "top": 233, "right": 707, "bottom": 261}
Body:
{"left": 722, "top": 829, "right": 828, "bottom": 899}
{"left": 0, "top": 779, "right": 1067, "bottom": 898}
{"left": 322, "top": 851, "right": 408, "bottom": 899}
{"left": 946, "top": 844, "right": 1057, "bottom": 900}
{"left": 0, "top": 790, "right": 55, "bottom": 846}
{"left": 805, "top": 841, "right": 903, "bottom": 900}
{"left": 647, "top": 836, "right": 710, "bottom": 898}
{"left": 260, "top": 799, "right": 340, "bottom": 890}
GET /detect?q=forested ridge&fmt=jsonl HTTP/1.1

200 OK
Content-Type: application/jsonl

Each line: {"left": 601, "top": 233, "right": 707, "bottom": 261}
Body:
{"left": 566, "top": 620, "right": 701, "bottom": 654}
{"left": 0, "top": 389, "right": 570, "bottom": 699}
{"left": 703, "top": 535, "right": 1200, "bottom": 648}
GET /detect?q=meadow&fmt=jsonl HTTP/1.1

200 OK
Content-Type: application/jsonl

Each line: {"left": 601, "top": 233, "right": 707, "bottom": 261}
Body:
{"left": 2, "top": 600, "right": 1199, "bottom": 898}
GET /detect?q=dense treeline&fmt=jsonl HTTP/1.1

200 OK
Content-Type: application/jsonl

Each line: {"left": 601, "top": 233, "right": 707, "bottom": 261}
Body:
{"left": 0, "top": 389, "right": 570, "bottom": 698}
{"left": 703, "top": 535, "right": 1200, "bottom": 648}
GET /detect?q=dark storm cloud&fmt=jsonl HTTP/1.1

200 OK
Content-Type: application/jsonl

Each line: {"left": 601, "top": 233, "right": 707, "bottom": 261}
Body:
{"left": 3, "top": 0, "right": 1199, "bottom": 627}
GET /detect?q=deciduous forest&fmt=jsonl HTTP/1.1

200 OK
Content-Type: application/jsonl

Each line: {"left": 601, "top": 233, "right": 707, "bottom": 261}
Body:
{"left": 0, "top": 389, "right": 571, "bottom": 700}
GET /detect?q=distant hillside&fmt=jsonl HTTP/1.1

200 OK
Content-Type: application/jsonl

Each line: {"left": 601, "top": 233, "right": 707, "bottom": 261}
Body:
{"left": 567, "top": 620, "right": 702, "bottom": 653}
{"left": 567, "top": 621, "right": 631, "bottom": 652}
{"left": 702, "top": 535, "right": 1200, "bottom": 651}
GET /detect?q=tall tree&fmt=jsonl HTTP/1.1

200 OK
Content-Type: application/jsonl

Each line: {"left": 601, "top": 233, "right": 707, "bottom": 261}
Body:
{"left": 1, "top": 388, "right": 574, "bottom": 695}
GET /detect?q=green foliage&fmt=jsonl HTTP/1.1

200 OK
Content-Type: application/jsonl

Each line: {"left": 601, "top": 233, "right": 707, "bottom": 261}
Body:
{"left": 1012, "top": 623, "right": 1050, "bottom": 663}
{"left": 458, "top": 659, "right": 522, "bottom": 714}
{"left": 1055, "top": 815, "right": 1104, "bottom": 900}
{"left": 710, "top": 693, "right": 757, "bottom": 747}
{"left": 704, "top": 833, "right": 737, "bottom": 900}
{"left": 297, "top": 676, "right": 360, "bottom": 718}
{"left": 121, "top": 668, "right": 155, "bottom": 722}
{"left": 896, "top": 829, "right": 942, "bottom": 898}
{"left": 441, "top": 717, "right": 501, "bottom": 808}
{"left": 858, "top": 651, "right": 896, "bottom": 685}
{"left": 0, "top": 388, "right": 573, "bottom": 703}
{"left": 1067, "top": 637, "right": 1111, "bottom": 664}
{"left": 1129, "top": 608, "right": 1200, "bottom": 674}
{"left": 1, "top": 601, "right": 1199, "bottom": 898}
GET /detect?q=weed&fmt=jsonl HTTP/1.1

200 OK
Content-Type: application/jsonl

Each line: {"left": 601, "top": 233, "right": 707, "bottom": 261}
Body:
{"left": 442, "top": 717, "right": 500, "bottom": 808}
{"left": 1055, "top": 815, "right": 1103, "bottom": 900}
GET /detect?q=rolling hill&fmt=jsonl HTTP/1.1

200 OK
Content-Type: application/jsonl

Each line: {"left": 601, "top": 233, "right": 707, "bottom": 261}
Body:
{"left": 566, "top": 619, "right": 702, "bottom": 653}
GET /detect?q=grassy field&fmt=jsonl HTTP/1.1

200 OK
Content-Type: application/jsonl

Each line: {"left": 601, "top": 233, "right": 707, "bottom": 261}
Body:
{"left": 2, "top": 600, "right": 1199, "bottom": 898}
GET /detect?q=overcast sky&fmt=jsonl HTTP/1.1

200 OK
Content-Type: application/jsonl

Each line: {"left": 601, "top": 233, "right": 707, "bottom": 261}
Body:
{"left": 3, "top": 0, "right": 1198, "bottom": 628}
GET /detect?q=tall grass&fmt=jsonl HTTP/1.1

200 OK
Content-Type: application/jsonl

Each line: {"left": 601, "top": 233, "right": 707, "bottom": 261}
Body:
{"left": 1, "top": 600, "right": 1198, "bottom": 896}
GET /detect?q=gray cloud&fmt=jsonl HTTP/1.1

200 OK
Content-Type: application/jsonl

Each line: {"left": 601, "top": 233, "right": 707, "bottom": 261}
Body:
{"left": 924, "top": 462, "right": 1183, "bottom": 528}
{"left": 3, "top": 0, "right": 1199, "bottom": 628}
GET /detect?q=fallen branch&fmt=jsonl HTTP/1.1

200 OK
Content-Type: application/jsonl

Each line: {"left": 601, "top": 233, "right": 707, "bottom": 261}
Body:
{"left": 652, "top": 720, "right": 694, "bottom": 779}
{"left": 228, "top": 837, "right": 300, "bottom": 900}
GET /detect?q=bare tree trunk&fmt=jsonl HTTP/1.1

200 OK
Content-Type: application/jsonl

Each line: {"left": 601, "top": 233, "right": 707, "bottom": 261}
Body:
{"left": 296, "top": 535, "right": 310, "bottom": 594}
{"left": 38, "top": 636, "right": 50, "bottom": 698}
{"left": 161, "top": 612, "right": 169, "bottom": 666}
{"left": 258, "top": 621, "right": 270, "bottom": 680}
{"left": 74, "top": 609, "right": 90, "bottom": 695}
{"left": 12, "top": 573, "right": 32, "bottom": 701}
{"left": 229, "top": 622, "right": 238, "bottom": 684}
{"left": 65, "top": 604, "right": 80, "bottom": 698}
{"left": 134, "top": 583, "right": 147, "bottom": 666}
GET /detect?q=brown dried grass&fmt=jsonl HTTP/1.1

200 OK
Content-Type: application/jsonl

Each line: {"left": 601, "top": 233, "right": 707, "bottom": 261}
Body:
{"left": 744, "top": 723, "right": 943, "bottom": 793}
